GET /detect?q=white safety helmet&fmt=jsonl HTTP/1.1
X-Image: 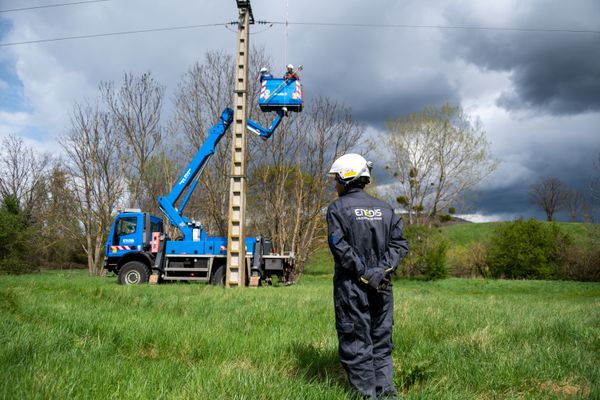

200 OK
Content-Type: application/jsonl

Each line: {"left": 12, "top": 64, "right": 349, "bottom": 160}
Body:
{"left": 328, "top": 153, "right": 372, "bottom": 183}
{"left": 260, "top": 67, "right": 268, "bottom": 73}
{"left": 287, "top": 64, "right": 294, "bottom": 70}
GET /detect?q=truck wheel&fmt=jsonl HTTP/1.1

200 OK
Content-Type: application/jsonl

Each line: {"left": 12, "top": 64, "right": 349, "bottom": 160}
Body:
{"left": 210, "top": 264, "right": 226, "bottom": 286}
{"left": 118, "top": 261, "right": 150, "bottom": 285}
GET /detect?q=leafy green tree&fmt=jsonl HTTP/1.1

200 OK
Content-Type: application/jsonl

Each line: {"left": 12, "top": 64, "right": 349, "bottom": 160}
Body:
{"left": 487, "top": 219, "right": 569, "bottom": 279}
{"left": 36, "top": 164, "right": 86, "bottom": 267}
{"left": 0, "top": 195, "right": 38, "bottom": 274}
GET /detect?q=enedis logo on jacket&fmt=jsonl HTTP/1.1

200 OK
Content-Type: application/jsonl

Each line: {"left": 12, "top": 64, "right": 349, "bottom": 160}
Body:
{"left": 354, "top": 208, "right": 383, "bottom": 221}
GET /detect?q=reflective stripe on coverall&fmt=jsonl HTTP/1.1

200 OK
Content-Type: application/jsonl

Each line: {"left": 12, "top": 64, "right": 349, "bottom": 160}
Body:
{"left": 327, "top": 187, "right": 409, "bottom": 398}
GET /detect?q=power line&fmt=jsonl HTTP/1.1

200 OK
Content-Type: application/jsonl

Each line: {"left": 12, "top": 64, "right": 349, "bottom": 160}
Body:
{"left": 2, "top": 18, "right": 598, "bottom": 48}
{"left": 270, "top": 21, "right": 600, "bottom": 35}
{"left": 0, "top": 23, "right": 227, "bottom": 47}
{"left": 0, "top": 0, "right": 110, "bottom": 13}
{"left": 224, "top": 22, "right": 273, "bottom": 35}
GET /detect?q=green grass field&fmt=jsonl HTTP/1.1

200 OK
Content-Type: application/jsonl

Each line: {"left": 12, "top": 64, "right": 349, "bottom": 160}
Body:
{"left": 1, "top": 263, "right": 599, "bottom": 399}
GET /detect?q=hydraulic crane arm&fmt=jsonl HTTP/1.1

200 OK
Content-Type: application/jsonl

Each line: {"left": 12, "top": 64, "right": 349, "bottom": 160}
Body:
{"left": 156, "top": 106, "right": 288, "bottom": 241}
{"left": 246, "top": 109, "right": 285, "bottom": 139}
{"left": 157, "top": 108, "right": 234, "bottom": 241}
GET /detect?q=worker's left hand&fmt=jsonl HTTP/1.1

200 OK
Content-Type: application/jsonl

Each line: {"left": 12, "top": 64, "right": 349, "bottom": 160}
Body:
{"left": 360, "top": 268, "right": 387, "bottom": 290}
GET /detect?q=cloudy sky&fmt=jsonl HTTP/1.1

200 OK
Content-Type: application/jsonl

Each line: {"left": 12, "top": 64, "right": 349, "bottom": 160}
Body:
{"left": 1, "top": 0, "right": 599, "bottom": 221}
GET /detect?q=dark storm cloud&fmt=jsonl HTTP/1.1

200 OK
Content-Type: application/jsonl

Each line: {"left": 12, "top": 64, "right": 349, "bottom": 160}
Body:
{"left": 278, "top": 0, "right": 463, "bottom": 126}
{"left": 303, "top": 74, "right": 458, "bottom": 127}
{"left": 370, "top": 112, "right": 600, "bottom": 220}
{"left": 299, "top": 40, "right": 460, "bottom": 126}
{"left": 470, "top": 142, "right": 599, "bottom": 219}
{"left": 352, "top": 77, "right": 459, "bottom": 125}
{"left": 468, "top": 186, "right": 539, "bottom": 218}
{"left": 470, "top": 183, "right": 597, "bottom": 222}
{"left": 442, "top": 2, "right": 600, "bottom": 115}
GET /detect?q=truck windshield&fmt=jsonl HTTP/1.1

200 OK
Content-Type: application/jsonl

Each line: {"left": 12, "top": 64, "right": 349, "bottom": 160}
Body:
{"left": 117, "top": 217, "right": 137, "bottom": 235}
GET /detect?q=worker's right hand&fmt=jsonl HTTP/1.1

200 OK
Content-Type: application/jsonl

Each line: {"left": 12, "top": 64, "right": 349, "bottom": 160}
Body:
{"left": 359, "top": 268, "right": 387, "bottom": 290}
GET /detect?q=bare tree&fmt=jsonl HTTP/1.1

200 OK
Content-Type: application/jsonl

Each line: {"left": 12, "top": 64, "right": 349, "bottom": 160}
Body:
{"left": 0, "top": 134, "right": 49, "bottom": 219}
{"left": 101, "top": 72, "right": 164, "bottom": 210}
{"left": 248, "top": 97, "right": 365, "bottom": 275}
{"left": 170, "top": 48, "right": 271, "bottom": 236}
{"left": 529, "top": 176, "right": 568, "bottom": 221}
{"left": 171, "top": 51, "right": 235, "bottom": 235}
{"left": 385, "top": 103, "right": 497, "bottom": 224}
{"left": 141, "top": 151, "right": 180, "bottom": 217}
{"left": 590, "top": 152, "right": 600, "bottom": 203}
{"left": 60, "top": 102, "right": 126, "bottom": 275}
{"left": 564, "top": 187, "right": 584, "bottom": 221}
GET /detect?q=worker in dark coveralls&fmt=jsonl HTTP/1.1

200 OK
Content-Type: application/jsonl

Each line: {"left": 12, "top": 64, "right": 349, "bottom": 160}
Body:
{"left": 327, "top": 153, "right": 409, "bottom": 399}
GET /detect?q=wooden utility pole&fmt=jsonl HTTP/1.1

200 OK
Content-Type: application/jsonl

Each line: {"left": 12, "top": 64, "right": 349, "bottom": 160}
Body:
{"left": 226, "top": 1, "right": 254, "bottom": 287}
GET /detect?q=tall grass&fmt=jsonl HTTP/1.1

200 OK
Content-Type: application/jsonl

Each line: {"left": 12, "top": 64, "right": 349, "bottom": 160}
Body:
{"left": 1, "top": 270, "right": 598, "bottom": 399}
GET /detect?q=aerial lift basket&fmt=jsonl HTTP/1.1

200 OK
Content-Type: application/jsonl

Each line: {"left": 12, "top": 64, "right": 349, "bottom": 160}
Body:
{"left": 259, "top": 78, "right": 304, "bottom": 112}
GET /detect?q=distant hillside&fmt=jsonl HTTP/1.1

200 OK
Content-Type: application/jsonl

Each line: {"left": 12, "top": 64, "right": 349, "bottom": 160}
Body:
{"left": 441, "top": 221, "right": 593, "bottom": 247}
{"left": 305, "top": 221, "right": 595, "bottom": 275}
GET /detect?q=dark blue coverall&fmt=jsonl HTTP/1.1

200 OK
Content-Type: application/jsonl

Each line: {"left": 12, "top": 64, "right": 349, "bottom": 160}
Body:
{"left": 327, "top": 187, "right": 408, "bottom": 398}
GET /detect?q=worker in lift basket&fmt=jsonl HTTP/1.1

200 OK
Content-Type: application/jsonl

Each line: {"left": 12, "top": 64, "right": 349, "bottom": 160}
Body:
{"left": 259, "top": 67, "right": 273, "bottom": 81}
{"left": 283, "top": 64, "right": 299, "bottom": 80}
{"left": 326, "top": 153, "right": 409, "bottom": 399}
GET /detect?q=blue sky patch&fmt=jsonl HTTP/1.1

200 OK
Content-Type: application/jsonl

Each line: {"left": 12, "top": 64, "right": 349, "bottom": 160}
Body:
{"left": 0, "top": 19, "right": 28, "bottom": 113}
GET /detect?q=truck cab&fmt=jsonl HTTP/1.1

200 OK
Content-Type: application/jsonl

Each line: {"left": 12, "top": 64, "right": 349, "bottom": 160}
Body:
{"left": 104, "top": 209, "right": 163, "bottom": 276}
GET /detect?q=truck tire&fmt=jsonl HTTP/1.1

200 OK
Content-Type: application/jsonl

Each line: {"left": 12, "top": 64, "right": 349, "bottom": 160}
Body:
{"left": 118, "top": 261, "right": 150, "bottom": 285}
{"left": 210, "top": 264, "right": 226, "bottom": 286}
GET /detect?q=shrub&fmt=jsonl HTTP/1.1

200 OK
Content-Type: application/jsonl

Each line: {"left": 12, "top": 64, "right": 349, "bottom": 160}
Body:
{"left": 447, "top": 242, "right": 489, "bottom": 278}
{"left": 446, "top": 246, "right": 466, "bottom": 277}
{"left": 423, "top": 239, "right": 448, "bottom": 280}
{"left": 557, "top": 245, "right": 600, "bottom": 282}
{"left": 487, "top": 219, "right": 569, "bottom": 279}
{"left": 585, "top": 223, "right": 600, "bottom": 247}
{"left": 439, "top": 214, "right": 452, "bottom": 223}
{"left": 0, "top": 256, "right": 37, "bottom": 275}
{"left": 401, "top": 224, "right": 448, "bottom": 280}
